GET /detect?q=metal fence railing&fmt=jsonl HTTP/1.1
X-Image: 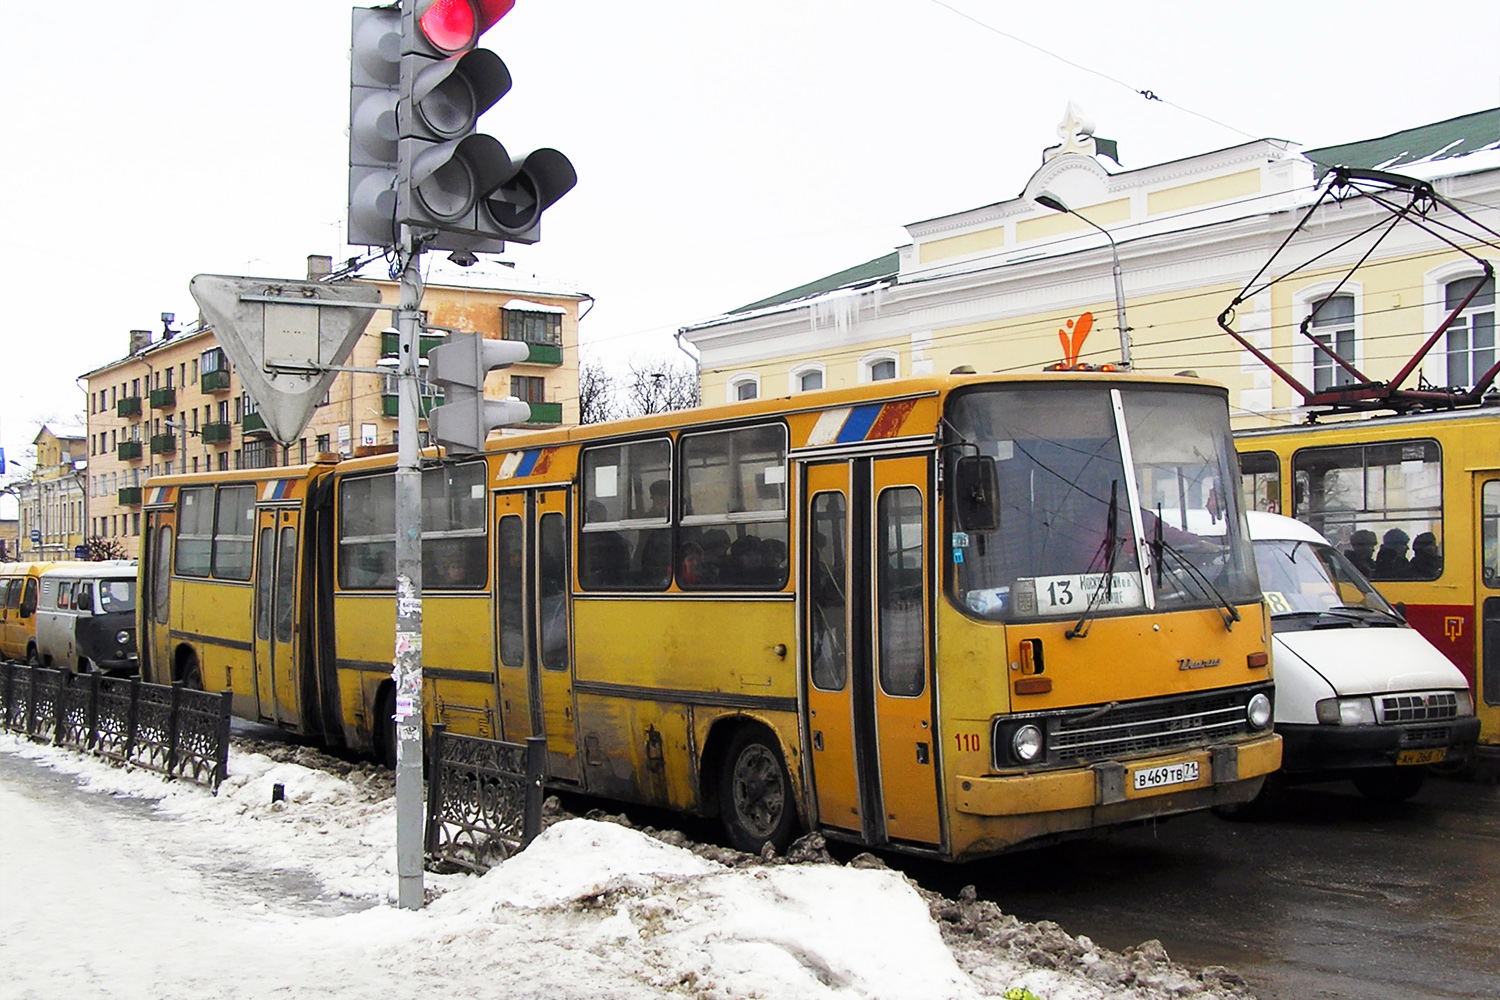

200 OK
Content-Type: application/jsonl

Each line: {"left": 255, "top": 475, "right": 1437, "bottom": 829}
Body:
{"left": 425, "top": 725, "right": 546, "bottom": 872}
{"left": 0, "top": 662, "right": 233, "bottom": 792}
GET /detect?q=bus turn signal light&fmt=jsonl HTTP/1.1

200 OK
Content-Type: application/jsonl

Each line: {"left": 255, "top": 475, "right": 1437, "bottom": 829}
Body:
{"left": 1247, "top": 651, "right": 1269, "bottom": 668}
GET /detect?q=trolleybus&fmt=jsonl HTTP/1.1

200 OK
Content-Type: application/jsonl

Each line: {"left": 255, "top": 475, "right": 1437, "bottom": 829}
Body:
{"left": 1237, "top": 404, "right": 1500, "bottom": 759}
{"left": 139, "top": 371, "right": 1280, "bottom": 860}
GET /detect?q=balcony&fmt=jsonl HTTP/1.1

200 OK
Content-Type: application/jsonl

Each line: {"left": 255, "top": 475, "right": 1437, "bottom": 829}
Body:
{"left": 117, "top": 396, "right": 142, "bottom": 417}
{"left": 202, "top": 369, "right": 232, "bottom": 393}
{"left": 150, "top": 387, "right": 176, "bottom": 409}
{"left": 117, "top": 440, "right": 143, "bottom": 461}
{"left": 150, "top": 434, "right": 176, "bottom": 455}
{"left": 524, "top": 401, "right": 563, "bottom": 426}
{"left": 383, "top": 394, "right": 439, "bottom": 418}
{"left": 520, "top": 342, "right": 562, "bottom": 366}
{"left": 381, "top": 331, "right": 446, "bottom": 359}
{"left": 117, "top": 486, "right": 143, "bottom": 506}
{"left": 201, "top": 421, "right": 232, "bottom": 443}
{"left": 242, "top": 411, "right": 269, "bottom": 435}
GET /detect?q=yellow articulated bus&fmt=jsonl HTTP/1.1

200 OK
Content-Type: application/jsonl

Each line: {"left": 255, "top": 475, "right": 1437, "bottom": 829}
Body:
{"left": 140, "top": 371, "right": 1280, "bottom": 860}
{"left": 1237, "top": 404, "right": 1500, "bottom": 760}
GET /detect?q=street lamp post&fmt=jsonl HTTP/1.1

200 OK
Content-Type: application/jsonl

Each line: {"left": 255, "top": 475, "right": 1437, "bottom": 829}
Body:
{"left": 1035, "top": 194, "right": 1132, "bottom": 369}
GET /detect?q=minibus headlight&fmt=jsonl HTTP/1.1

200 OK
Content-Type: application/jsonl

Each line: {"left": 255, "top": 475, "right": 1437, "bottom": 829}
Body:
{"left": 1011, "top": 724, "right": 1044, "bottom": 763}
{"left": 1246, "top": 692, "right": 1272, "bottom": 730}
{"left": 1315, "top": 697, "right": 1375, "bottom": 726}
{"left": 1454, "top": 691, "right": 1474, "bottom": 717}
{"left": 117, "top": 630, "right": 131, "bottom": 644}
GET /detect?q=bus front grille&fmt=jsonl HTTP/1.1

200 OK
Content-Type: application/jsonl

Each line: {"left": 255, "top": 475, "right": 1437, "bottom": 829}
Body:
{"left": 995, "top": 686, "right": 1268, "bottom": 770}
{"left": 1376, "top": 692, "right": 1459, "bottom": 725}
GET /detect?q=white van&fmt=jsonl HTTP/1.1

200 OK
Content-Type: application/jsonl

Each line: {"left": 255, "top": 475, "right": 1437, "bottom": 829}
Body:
{"left": 35, "top": 562, "right": 139, "bottom": 675}
{"left": 1248, "top": 512, "right": 1479, "bottom": 802}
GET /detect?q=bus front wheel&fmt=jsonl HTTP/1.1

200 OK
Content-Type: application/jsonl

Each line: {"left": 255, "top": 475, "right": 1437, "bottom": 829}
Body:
{"left": 718, "top": 725, "right": 796, "bottom": 855}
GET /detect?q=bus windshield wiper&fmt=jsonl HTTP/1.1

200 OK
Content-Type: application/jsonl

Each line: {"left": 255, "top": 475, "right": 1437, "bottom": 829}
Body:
{"left": 1066, "top": 480, "right": 1120, "bottom": 640}
{"left": 1155, "top": 537, "right": 1241, "bottom": 631}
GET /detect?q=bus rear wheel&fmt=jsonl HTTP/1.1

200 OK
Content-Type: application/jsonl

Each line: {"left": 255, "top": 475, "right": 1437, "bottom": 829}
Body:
{"left": 179, "top": 652, "right": 203, "bottom": 691}
{"left": 718, "top": 725, "right": 796, "bottom": 855}
{"left": 373, "top": 686, "right": 397, "bottom": 771}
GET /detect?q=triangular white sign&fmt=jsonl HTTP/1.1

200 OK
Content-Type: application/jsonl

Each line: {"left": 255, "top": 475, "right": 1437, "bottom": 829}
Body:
{"left": 190, "top": 274, "right": 383, "bottom": 445}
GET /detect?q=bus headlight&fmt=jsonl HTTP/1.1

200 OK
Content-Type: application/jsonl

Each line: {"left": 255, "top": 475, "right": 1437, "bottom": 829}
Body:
{"left": 117, "top": 630, "right": 131, "bottom": 644}
{"left": 1454, "top": 691, "right": 1474, "bottom": 717}
{"left": 1011, "top": 724, "right": 1044, "bottom": 763}
{"left": 1246, "top": 692, "right": 1272, "bottom": 730}
{"left": 1315, "top": 697, "right": 1375, "bottom": 726}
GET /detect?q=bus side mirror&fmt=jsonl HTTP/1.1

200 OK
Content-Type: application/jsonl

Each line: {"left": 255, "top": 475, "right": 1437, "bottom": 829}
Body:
{"left": 953, "top": 455, "right": 1000, "bottom": 533}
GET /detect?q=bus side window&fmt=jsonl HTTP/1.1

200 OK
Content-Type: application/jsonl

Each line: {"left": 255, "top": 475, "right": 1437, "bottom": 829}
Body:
{"left": 57, "top": 582, "right": 73, "bottom": 611}
{"left": 20, "top": 579, "right": 39, "bottom": 617}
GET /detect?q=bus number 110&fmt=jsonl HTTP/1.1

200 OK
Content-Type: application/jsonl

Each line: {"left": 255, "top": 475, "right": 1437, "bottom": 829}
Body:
{"left": 954, "top": 732, "right": 982, "bottom": 752}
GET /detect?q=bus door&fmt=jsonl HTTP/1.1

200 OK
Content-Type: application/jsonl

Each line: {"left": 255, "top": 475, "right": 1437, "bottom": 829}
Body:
{"left": 1478, "top": 474, "right": 1500, "bottom": 744}
{"left": 801, "top": 455, "right": 940, "bottom": 847}
{"left": 142, "top": 512, "right": 175, "bottom": 682}
{"left": 494, "top": 488, "right": 579, "bottom": 781}
{"left": 252, "top": 507, "right": 301, "bottom": 726}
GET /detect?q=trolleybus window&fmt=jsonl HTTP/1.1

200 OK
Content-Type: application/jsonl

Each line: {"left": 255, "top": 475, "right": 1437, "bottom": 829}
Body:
{"left": 212, "top": 485, "right": 256, "bottom": 581}
{"left": 1238, "top": 450, "right": 1281, "bottom": 514}
{"left": 877, "top": 486, "right": 925, "bottom": 697}
{"left": 945, "top": 386, "right": 1257, "bottom": 621}
{"left": 580, "top": 439, "right": 672, "bottom": 590}
{"left": 1484, "top": 481, "right": 1499, "bottom": 590}
{"left": 1292, "top": 440, "right": 1442, "bottom": 582}
{"left": 679, "top": 424, "right": 788, "bottom": 590}
{"left": 808, "top": 493, "right": 847, "bottom": 691}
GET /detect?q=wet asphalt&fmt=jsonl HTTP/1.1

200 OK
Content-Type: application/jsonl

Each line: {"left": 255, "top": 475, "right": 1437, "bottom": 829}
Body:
{"left": 903, "top": 773, "right": 1500, "bottom": 1000}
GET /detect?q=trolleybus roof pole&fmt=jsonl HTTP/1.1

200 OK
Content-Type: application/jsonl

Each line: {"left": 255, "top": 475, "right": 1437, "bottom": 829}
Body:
{"left": 393, "top": 225, "right": 425, "bottom": 911}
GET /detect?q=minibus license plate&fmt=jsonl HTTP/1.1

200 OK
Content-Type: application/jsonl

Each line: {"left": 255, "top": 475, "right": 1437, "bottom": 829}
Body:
{"left": 1396, "top": 748, "right": 1445, "bottom": 766}
{"left": 1132, "top": 761, "right": 1200, "bottom": 791}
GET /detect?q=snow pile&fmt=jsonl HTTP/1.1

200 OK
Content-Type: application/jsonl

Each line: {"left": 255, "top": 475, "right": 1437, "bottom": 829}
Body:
{"left": 1, "top": 733, "right": 1258, "bottom": 1000}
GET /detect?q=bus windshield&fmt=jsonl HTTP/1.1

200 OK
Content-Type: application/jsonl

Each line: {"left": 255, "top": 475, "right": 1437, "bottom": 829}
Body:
{"left": 946, "top": 385, "right": 1258, "bottom": 622}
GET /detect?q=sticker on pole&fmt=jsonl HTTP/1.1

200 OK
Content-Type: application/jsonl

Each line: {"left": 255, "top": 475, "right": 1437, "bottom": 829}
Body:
{"left": 190, "top": 274, "right": 382, "bottom": 445}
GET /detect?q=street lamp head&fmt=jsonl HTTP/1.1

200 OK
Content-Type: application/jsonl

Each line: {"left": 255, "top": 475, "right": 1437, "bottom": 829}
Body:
{"left": 1035, "top": 194, "right": 1070, "bottom": 214}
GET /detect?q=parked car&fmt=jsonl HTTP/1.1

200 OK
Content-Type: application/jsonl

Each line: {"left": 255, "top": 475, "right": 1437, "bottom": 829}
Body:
{"left": 35, "top": 562, "right": 139, "bottom": 675}
{"left": 1245, "top": 512, "right": 1479, "bottom": 803}
{"left": 0, "top": 562, "right": 59, "bottom": 663}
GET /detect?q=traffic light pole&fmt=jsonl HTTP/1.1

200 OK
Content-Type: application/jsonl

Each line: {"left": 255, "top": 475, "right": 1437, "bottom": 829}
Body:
{"left": 393, "top": 225, "right": 425, "bottom": 911}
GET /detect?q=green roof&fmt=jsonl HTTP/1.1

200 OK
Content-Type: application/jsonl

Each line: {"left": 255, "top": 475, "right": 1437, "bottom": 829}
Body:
{"left": 729, "top": 252, "right": 900, "bottom": 315}
{"left": 1303, "top": 107, "right": 1499, "bottom": 178}
{"left": 722, "top": 110, "right": 1498, "bottom": 321}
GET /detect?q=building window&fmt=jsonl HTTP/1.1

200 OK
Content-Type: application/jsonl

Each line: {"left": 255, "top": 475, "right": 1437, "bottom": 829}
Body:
{"left": 1309, "top": 294, "right": 1357, "bottom": 393}
{"left": 791, "top": 364, "right": 825, "bottom": 393}
{"left": 726, "top": 372, "right": 759, "bottom": 402}
{"left": 511, "top": 375, "right": 547, "bottom": 403}
{"left": 1444, "top": 274, "right": 1495, "bottom": 390}
{"left": 317, "top": 434, "right": 331, "bottom": 453}
{"left": 500, "top": 306, "right": 563, "bottom": 345}
{"left": 860, "top": 351, "right": 899, "bottom": 383}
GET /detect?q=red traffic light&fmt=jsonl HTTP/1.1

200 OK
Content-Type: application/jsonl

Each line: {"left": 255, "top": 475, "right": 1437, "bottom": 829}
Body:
{"left": 418, "top": 0, "right": 515, "bottom": 54}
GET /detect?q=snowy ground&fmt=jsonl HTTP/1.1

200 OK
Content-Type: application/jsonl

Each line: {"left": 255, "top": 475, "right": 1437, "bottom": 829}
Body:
{"left": 0, "top": 732, "right": 1260, "bottom": 1000}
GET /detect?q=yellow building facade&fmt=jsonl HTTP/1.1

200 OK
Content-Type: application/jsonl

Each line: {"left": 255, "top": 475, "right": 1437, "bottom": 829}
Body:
{"left": 82, "top": 256, "right": 588, "bottom": 558}
{"left": 682, "top": 108, "right": 1498, "bottom": 431}
{"left": 14, "top": 425, "right": 88, "bottom": 561}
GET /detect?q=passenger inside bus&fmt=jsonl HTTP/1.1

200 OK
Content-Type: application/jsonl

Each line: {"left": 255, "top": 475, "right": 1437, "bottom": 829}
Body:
{"left": 1344, "top": 530, "right": 1378, "bottom": 577}
{"left": 1373, "top": 528, "right": 1411, "bottom": 579}
{"left": 1409, "top": 532, "right": 1442, "bottom": 578}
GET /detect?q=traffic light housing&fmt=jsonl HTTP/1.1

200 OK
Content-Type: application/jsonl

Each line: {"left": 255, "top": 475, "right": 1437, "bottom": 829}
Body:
{"left": 395, "top": 0, "right": 576, "bottom": 251}
{"left": 426, "top": 332, "right": 532, "bottom": 454}
{"left": 347, "top": 7, "right": 402, "bottom": 247}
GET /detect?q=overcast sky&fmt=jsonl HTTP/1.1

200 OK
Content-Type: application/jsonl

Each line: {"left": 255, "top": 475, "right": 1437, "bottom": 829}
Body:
{"left": 2, "top": 0, "right": 1496, "bottom": 484}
